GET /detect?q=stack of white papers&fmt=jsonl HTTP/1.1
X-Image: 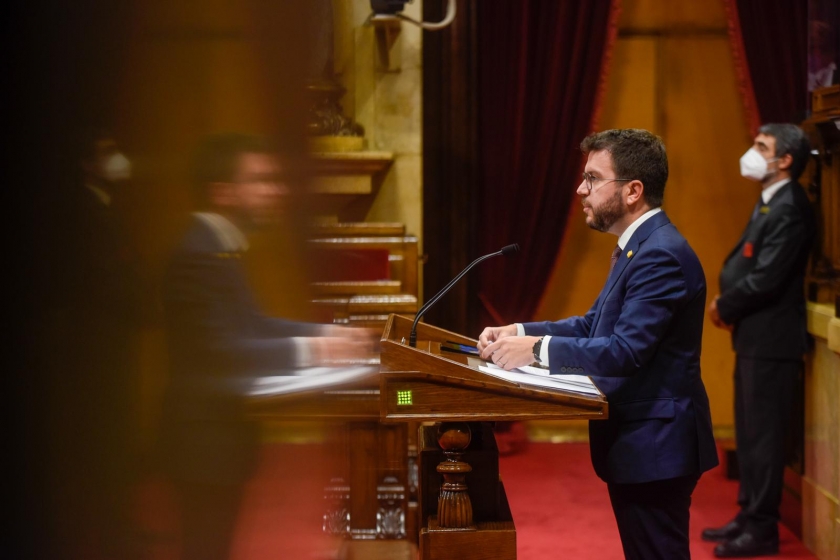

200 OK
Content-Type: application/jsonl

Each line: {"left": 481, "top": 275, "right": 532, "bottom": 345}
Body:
{"left": 477, "top": 363, "right": 600, "bottom": 396}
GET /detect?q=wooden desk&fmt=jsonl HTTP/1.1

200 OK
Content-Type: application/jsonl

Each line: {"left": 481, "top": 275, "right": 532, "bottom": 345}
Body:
{"left": 248, "top": 314, "right": 608, "bottom": 559}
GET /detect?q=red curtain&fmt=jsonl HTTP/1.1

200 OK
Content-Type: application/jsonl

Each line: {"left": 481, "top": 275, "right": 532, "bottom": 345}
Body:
{"left": 474, "top": 0, "right": 621, "bottom": 327}
{"left": 724, "top": 0, "right": 809, "bottom": 130}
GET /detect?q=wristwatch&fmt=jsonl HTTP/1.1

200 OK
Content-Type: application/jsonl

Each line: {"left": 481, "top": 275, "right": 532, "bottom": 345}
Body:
{"left": 532, "top": 336, "right": 544, "bottom": 362}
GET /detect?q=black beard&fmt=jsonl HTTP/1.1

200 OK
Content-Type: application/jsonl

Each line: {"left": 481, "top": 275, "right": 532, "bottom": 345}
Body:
{"left": 587, "top": 188, "right": 624, "bottom": 233}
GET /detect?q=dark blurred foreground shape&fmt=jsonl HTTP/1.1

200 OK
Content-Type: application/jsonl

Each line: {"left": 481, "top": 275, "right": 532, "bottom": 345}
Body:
{"left": 157, "top": 132, "right": 365, "bottom": 559}
{"left": 44, "top": 128, "right": 148, "bottom": 559}
{"left": 12, "top": 0, "right": 329, "bottom": 558}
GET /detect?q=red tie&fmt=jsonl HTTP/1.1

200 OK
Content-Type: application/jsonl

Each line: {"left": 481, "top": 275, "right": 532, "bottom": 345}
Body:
{"left": 610, "top": 245, "right": 621, "bottom": 272}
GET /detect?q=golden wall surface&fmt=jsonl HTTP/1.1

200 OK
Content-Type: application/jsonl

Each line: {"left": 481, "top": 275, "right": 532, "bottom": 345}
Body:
{"left": 333, "top": 0, "right": 424, "bottom": 258}
{"left": 804, "top": 304, "right": 840, "bottom": 560}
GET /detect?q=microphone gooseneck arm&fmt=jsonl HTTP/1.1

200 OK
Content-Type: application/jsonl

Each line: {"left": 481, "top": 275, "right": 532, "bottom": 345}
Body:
{"left": 409, "top": 244, "right": 519, "bottom": 347}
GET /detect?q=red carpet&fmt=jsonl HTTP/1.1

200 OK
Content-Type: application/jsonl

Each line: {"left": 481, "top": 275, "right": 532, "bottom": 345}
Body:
{"left": 498, "top": 442, "right": 817, "bottom": 560}
{"left": 142, "top": 442, "right": 818, "bottom": 559}
{"left": 140, "top": 443, "right": 339, "bottom": 560}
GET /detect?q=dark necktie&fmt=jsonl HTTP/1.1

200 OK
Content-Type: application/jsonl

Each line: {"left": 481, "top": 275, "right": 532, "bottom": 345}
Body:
{"left": 610, "top": 245, "right": 622, "bottom": 272}
{"left": 750, "top": 197, "right": 764, "bottom": 222}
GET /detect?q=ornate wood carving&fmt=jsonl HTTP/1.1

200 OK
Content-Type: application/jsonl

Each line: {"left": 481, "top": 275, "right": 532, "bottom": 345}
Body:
{"left": 323, "top": 477, "right": 351, "bottom": 536}
{"left": 306, "top": 81, "right": 364, "bottom": 138}
{"left": 376, "top": 476, "right": 407, "bottom": 539}
{"left": 434, "top": 423, "right": 474, "bottom": 529}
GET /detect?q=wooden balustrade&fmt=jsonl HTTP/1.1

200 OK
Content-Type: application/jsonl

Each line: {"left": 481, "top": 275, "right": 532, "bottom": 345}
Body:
{"left": 308, "top": 222, "right": 420, "bottom": 328}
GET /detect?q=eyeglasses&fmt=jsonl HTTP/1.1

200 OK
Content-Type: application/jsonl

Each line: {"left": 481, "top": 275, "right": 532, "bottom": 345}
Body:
{"left": 581, "top": 172, "right": 633, "bottom": 193}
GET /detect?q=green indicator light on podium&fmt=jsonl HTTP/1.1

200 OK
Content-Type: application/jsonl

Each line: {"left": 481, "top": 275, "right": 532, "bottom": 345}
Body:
{"left": 397, "top": 390, "right": 413, "bottom": 406}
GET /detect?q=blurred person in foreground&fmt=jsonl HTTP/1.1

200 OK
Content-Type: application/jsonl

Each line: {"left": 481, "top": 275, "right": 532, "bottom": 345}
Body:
{"left": 477, "top": 129, "right": 718, "bottom": 560}
{"left": 704, "top": 124, "right": 815, "bottom": 558}
{"left": 48, "top": 128, "right": 145, "bottom": 559}
{"left": 159, "top": 133, "right": 374, "bottom": 560}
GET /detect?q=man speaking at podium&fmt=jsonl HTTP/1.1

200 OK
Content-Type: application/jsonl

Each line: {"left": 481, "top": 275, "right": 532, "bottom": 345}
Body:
{"left": 478, "top": 129, "right": 717, "bottom": 560}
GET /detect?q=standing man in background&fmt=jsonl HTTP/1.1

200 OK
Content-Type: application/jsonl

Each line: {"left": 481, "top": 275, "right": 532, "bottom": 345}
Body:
{"left": 704, "top": 124, "right": 815, "bottom": 558}
{"left": 49, "top": 128, "right": 145, "bottom": 559}
{"left": 478, "top": 129, "right": 718, "bottom": 560}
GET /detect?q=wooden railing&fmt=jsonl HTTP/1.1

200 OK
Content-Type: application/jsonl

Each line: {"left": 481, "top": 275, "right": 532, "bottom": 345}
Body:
{"left": 308, "top": 222, "right": 420, "bottom": 328}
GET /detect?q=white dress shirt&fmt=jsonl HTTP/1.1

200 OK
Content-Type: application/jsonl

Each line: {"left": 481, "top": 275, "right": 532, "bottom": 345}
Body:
{"left": 761, "top": 179, "right": 789, "bottom": 204}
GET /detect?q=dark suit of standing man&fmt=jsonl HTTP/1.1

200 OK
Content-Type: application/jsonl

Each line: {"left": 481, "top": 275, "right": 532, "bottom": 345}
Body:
{"left": 48, "top": 130, "right": 145, "bottom": 560}
{"left": 160, "top": 134, "right": 373, "bottom": 560}
{"left": 704, "top": 124, "right": 815, "bottom": 558}
{"left": 478, "top": 129, "right": 718, "bottom": 560}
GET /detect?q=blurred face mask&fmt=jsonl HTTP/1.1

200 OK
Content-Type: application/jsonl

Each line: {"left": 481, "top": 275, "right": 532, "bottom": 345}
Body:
{"left": 101, "top": 152, "right": 132, "bottom": 182}
{"left": 739, "top": 148, "right": 777, "bottom": 182}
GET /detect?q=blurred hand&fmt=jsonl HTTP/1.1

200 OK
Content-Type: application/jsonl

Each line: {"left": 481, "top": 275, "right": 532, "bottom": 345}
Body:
{"left": 480, "top": 335, "right": 541, "bottom": 371}
{"left": 708, "top": 296, "right": 733, "bottom": 332}
{"left": 477, "top": 324, "right": 517, "bottom": 353}
{"left": 310, "top": 325, "right": 379, "bottom": 364}
{"left": 309, "top": 336, "right": 373, "bottom": 364}
{"left": 322, "top": 325, "right": 378, "bottom": 349}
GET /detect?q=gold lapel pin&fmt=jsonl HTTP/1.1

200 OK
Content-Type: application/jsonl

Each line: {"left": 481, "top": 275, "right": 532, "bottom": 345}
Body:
{"left": 627, "top": 250, "right": 634, "bottom": 258}
{"left": 759, "top": 206, "right": 770, "bottom": 214}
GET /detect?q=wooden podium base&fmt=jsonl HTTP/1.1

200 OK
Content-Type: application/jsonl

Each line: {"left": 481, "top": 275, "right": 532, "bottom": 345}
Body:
{"left": 420, "top": 516, "right": 516, "bottom": 560}
{"left": 339, "top": 540, "right": 417, "bottom": 560}
{"left": 418, "top": 423, "right": 517, "bottom": 560}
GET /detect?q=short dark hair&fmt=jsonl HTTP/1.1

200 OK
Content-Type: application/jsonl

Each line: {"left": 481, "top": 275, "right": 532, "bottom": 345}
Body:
{"left": 757, "top": 123, "right": 810, "bottom": 180}
{"left": 580, "top": 129, "right": 669, "bottom": 207}
{"left": 193, "top": 133, "right": 274, "bottom": 207}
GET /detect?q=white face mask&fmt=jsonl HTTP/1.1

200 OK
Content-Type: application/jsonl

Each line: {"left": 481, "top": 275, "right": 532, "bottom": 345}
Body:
{"left": 101, "top": 152, "right": 132, "bottom": 182}
{"left": 739, "top": 147, "right": 777, "bottom": 182}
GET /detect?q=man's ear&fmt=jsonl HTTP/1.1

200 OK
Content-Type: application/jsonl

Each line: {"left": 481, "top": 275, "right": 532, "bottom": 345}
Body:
{"left": 777, "top": 153, "right": 793, "bottom": 172}
{"left": 626, "top": 180, "right": 645, "bottom": 206}
{"left": 208, "top": 182, "right": 237, "bottom": 207}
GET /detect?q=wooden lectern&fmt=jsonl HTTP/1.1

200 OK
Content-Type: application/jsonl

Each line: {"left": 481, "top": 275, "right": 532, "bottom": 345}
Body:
{"left": 249, "top": 314, "right": 608, "bottom": 559}
{"left": 380, "top": 314, "right": 607, "bottom": 559}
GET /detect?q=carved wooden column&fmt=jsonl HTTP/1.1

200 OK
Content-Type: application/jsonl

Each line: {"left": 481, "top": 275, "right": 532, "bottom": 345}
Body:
{"left": 416, "top": 421, "right": 516, "bottom": 559}
{"left": 435, "top": 422, "right": 474, "bottom": 528}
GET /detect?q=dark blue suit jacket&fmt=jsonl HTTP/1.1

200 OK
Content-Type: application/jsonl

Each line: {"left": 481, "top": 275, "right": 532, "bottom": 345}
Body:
{"left": 523, "top": 211, "right": 718, "bottom": 484}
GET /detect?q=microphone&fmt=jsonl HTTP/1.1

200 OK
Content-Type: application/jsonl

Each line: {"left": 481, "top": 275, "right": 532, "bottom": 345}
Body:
{"left": 409, "top": 244, "right": 519, "bottom": 347}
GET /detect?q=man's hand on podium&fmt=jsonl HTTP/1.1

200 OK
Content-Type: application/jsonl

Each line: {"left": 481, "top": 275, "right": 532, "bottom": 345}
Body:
{"left": 477, "top": 324, "right": 518, "bottom": 353}
{"left": 479, "top": 325, "right": 540, "bottom": 371}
